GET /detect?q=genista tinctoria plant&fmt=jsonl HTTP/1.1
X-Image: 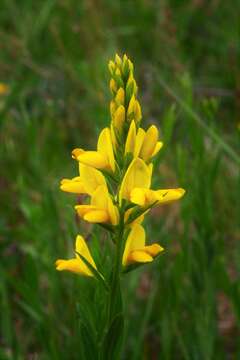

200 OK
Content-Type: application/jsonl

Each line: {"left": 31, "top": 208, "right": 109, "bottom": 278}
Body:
{"left": 56, "top": 54, "right": 185, "bottom": 359}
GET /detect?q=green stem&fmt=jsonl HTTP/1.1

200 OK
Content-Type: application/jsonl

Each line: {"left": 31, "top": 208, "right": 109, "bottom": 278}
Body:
{"left": 108, "top": 211, "right": 125, "bottom": 324}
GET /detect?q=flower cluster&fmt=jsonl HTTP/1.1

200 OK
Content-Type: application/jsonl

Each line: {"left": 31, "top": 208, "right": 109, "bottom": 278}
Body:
{"left": 56, "top": 54, "right": 185, "bottom": 278}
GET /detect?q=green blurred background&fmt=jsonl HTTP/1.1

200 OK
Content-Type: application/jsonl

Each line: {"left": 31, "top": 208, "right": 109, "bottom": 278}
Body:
{"left": 0, "top": 0, "right": 240, "bottom": 359}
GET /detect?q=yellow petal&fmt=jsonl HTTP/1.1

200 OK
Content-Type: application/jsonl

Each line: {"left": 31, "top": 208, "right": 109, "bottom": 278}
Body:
{"left": 155, "top": 188, "right": 186, "bottom": 204}
{"left": 55, "top": 258, "right": 92, "bottom": 276}
{"left": 110, "top": 100, "right": 117, "bottom": 119}
{"left": 139, "top": 125, "right": 158, "bottom": 161}
{"left": 110, "top": 122, "right": 117, "bottom": 150}
{"left": 128, "top": 250, "right": 153, "bottom": 264}
{"left": 125, "top": 121, "right": 136, "bottom": 155}
{"left": 115, "top": 88, "right": 125, "bottom": 105}
{"left": 134, "top": 128, "right": 145, "bottom": 158}
{"left": 119, "top": 158, "right": 152, "bottom": 202}
{"left": 97, "top": 128, "right": 115, "bottom": 172}
{"left": 75, "top": 205, "right": 98, "bottom": 217}
{"left": 127, "top": 95, "right": 136, "bottom": 118}
{"left": 113, "top": 105, "right": 125, "bottom": 131}
{"left": 144, "top": 243, "right": 164, "bottom": 257}
{"left": 77, "top": 151, "right": 108, "bottom": 169}
{"left": 115, "top": 53, "right": 122, "bottom": 67}
{"left": 91, "top": 185, "right": 109, "bottom": 209}
{"left": 75, "top": 235, "right": 97, "bottom": 269}
{"left": 134, "top": 100, "right": 142, "bottom": 123}
{"left": 107, "top": 197, "right": 119, "bottom": 225}
{"left": 110, "top": 78, "right": 117, "bottom": 93}
{"left": 80, "top": 164, "right": 107, "bottom": 195}
{"left": 130, "top": 188, "right": 147, "bottom": 206}
{"left": 60, "top": 177, "right": 86, "bottom": 194}
{"left": 122, "top": 224, "right": 145, "bottom": 266}
{"left": 151, "top": 141, "right": 163, "bottom": 158}
{"left": 84, "top": 210, "right": 109, "bottom": 223}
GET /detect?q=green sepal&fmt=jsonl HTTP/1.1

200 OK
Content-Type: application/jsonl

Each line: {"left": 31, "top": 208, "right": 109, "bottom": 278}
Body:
{"left": 100, "top": 313, "right": 124, "bottom": 360}
{"left": 125, "top": 200, "right": 158, "bottom": 225}
{"left": 75, "top": 251, "right": 109, "bottom": 292}
{"left": 97, "top": 223, "right": 115, "bottom": 233}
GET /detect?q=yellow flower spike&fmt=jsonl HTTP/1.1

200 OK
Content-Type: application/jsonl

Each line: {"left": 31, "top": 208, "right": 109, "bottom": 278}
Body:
{"left": 122, "top": 224, "right": 164, "bottom": 266}
{"left": 115, "top": 88, "right": 125, "bottom": 106}
{"left": 75, "top": 185, "right": 119, "bottom": 225}
{"left": 119, "top": 158, "right": 152, "bottom": 203}
{"left": 130, "top": 187, "right": 186, "bottom": 207}
{"left": 113, "top": 105, "right": 125, "bottom": 131}
{"left": 55, "top": 235, "right": 97, "bottom": 276}
{"left": 76, "top": 128, "right": 115, "bottom": 172}
{"left": 125, "top": 120, "right": 136, "bottom": 154}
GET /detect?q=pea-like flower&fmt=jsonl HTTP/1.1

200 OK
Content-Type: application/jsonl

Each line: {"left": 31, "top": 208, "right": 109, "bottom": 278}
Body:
{"left": 72, "top": 128, "right": 115, "bottom": 173}
{"left": 122, "top": 224, "right": 164, "bottom": 266}
{"left": 55, "top": 235, "right": 98, "bottom": 276}
{"left": 119, "top": 158, "right": 185, "bottom": 208}
{"left": 60, "top": 163, "right": 107, "bottom": 195}
{"left": 125, "top": 120, "right": 163, "bottom": 161}
{"left": 75, "top": 185, "right": 119, "bottom": 225}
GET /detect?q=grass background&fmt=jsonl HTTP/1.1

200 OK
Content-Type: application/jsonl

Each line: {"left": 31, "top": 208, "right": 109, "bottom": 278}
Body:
{"left": 0, "top": 0, "right": 240, "bottom": 358}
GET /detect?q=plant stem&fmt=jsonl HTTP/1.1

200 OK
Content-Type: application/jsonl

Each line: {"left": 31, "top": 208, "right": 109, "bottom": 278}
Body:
{"left": 108, "top": 210, "right": 125, "bottom": 324}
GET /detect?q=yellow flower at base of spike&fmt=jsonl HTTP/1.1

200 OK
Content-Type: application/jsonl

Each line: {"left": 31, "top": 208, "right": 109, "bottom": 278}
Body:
{"left": 60, "top": 164, "right": 107, "bottom": 195}
{"left": 119, "top": 158, "right": 185, "bottom": 208}
{"left": 125, "top": 121, "right": 163, "bottom": 161}
{"left": 122, "top": 224, "right": 164, "bottom": 266}
{"left": 75, "top": 185, "right": 119, "bottom": 225}
{"left": 55, "top": 235, "right": 97, "bottom": 276}
{"left": 72, "top": 128, "right": 115, "bottom": 173}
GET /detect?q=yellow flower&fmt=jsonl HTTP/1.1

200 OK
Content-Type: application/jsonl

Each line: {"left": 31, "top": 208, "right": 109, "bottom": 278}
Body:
{"left": 0, "top": 83, "right": 9, "bottom": 95}
{"left": 119, "top": 158, "right": 185, "bottom": 207}
{"left": 60, "top": 164, "right": 107, "bottom": 195}
{"left": 127, "top": 95, "right": 142, "bottom": 123}
{"left": 75, "top": 185, "right": 119, "bottom": 225}
{"left": 72, "top": 128, "right": 115, "bottom": 172}
{"left": 125, "top": 121, "right": 163, "bottom": 161}
{"left": 119, "top": 158, "right": 152, "bottom": 203}
{"left": 122, "top": 224, "right": 164, "bottom": 266}
{"left": 131, "top": 187, "right": 185, "bottom": 207}
{"left": 112, "top": 105, "right": 125, "bottom": 132}
{"left": 55, "top": 235, "right": 97, "bottom": 276}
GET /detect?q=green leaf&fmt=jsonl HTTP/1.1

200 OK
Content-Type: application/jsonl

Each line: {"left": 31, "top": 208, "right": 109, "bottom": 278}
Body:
{"left": 100, "top": 313, "right": 124, "bottom": 360}
{"left": 78, "top": 320, "right": 99, "bottom": 360}
{"left": 75, "top": 252, "right": 109, "bottom": 292}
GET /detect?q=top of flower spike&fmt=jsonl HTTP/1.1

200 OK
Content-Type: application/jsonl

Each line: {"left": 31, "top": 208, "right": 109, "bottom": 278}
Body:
{"left": 109, "top": 54, "right": 141, "bottom": 146}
